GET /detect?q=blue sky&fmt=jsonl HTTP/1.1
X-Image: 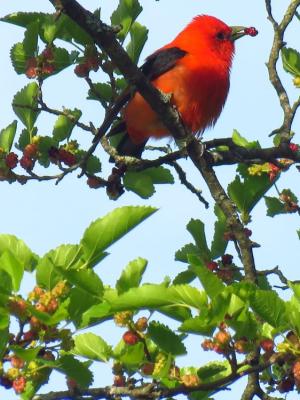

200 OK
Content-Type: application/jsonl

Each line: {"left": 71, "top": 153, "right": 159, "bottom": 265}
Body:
{"left": 0, "top": 1, "right": 300, "bottom": 399}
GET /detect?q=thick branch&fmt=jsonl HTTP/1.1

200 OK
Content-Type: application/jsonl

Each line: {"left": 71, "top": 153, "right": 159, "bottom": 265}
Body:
{"left": 187, "top": 138, "right": 257, "bottom": 282}
{"left": 48, "top": 0, "right": 189, "bottom": 143}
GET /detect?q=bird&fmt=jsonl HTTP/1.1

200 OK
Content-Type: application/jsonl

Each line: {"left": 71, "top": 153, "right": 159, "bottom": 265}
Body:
{"left": 112, "top": 15, "right": 257, "bottom": 158}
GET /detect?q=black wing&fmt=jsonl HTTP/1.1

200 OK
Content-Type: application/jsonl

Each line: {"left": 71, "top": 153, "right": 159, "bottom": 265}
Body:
{"left": 141, "top": 47, "right": 187, "bottom": 80}
{"left": 111, "top": 47, "right": 187, "bottom": 158}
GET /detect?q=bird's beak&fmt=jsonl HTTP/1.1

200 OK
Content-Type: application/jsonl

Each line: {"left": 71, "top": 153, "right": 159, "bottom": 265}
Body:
{"left": 230, "top": 26, "right": 247, "bottom": 41}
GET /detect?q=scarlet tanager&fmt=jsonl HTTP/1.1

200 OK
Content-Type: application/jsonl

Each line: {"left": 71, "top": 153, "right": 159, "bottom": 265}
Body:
{"left": 114, "top": 15, "right": 258, "bottom": 157}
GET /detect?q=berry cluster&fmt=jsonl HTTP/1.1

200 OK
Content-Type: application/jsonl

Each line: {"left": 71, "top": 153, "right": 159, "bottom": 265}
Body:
{"left": 26, "top": 46, "right": 56, "bottom": 79}
{"left": 1, "top": 282, "right": 71, "bottom": 394}
{"left": 206, "top": 254, "right": 237, "bottom": 283}
{"left": 244, "top": 27, "right": 258, "bottom": 37}
{"left": 202, "top": 323, "right": 255, "bottom": 356}
{"left": 74, "top": 52, "right": 101, "bottom": 77}
{"left": 48, "top": 146, "right": 77, "bottom": 167}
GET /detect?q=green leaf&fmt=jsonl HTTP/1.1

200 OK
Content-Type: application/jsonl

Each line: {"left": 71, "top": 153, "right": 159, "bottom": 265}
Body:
{"left": 187, "top": 219, "right": 211, "bottom": 263}
{"left": 74, "top": 333, "right": 112, "bottom": 362}
{"left": 0, "top": 121, "right": 17, "bottom": 152}
{"left": 189, "top": 256, "right": 225, "bottom": 299}
{"left": 148, "top": 321, "right": 187, "bottom": 356}
{"left": 81, "top": 206, "right": 157, "bottom": 266}
{"left": 173, "top": 269, "right": 196, "bottom": 285}
{"left": 106, "top": 284, "right": 207, "bottom": 313}
{"left": 210, "top": 205, "right": 227, "bottom": 259}
{"left": 23, "top": 22, "right": 39, "bottom": 56}
{"left": 250, "top": 289, "right": 288, "bottom": 328}
{"left": 80, "top": 302, "right": 111, "bottom": 328}
{"left": 232, "top": 129, "right": 259, "bottom": 149}
{"left": 264, "top": 196, "right": 285, "bottom": 217}
{"left": 115, "top": 341, "right": 145, "bottom": 366}
{"left": 2, "top": 12, "right": 92, "bottom": 46}
{"left": 281, "top": 47, "right": 300, "bottom": 76}
{"left": 85, "top": 154, "right": 102, "bottom": 174}
{"left": 10, "top": 22, "right": 38, "bottom": 75}
{"left": 68, "top": 288, "right": 101, "bottom": 327}
{"left": 0, "top": 251, "right": 23, "bottom": 291}
{"left": 13, "top": 82, "right": 40, "bottom": 131}
{"left": 0, "top": 329, "right": 9, "bottom": 358}
{"left": 56, "top": 267, "right": 104, "bottom": 299}
{"left": 55, "top": 355, "right": 93, "bottom": 388}
{"left": 0, "top": 234, "right": 38, "bottom": 272}
{"left": 52, "top": 109, "right": 82, "bottom": 142}
{"left": 124, "top": 167, "right": 174, "bottom": 198}
{"left": 10, "top": 346, "right": 41, "bottom": 362}
{"left": 197, "top": 361, "right": 230, "bottom": 382}
{"left": 0, "top": 308, "right": 10, "bottom": 330}
{"left": 116, "top": 257, "right": 147, "bottom": 294}
{"left": 87, "top": 82, "right": 112, "bottom": 103}
{"left": 36, "top": 256, "right": 60, "bottom": 290}
{"left": 18, "top": 128, "right": 31, "bottom": 151}
{"left": 175, "top": 243, "right": 201, "bottom": 264}
{"left": 286, "top": 296, "right": 300, "bottom": 336}
{"left": 0, "top": 270, "right": 13, "bottom": 297}
{"left": 111, "top": 0, "right": 143, "bottom": 40}
{"left": 52, "top": 47, "right": 79, "bottom": 75}
{"left": 228, "top": 164, "right": 273, "bottom": 219}
{"left": 126, "top": 22, "right": 148, "bottom": 63}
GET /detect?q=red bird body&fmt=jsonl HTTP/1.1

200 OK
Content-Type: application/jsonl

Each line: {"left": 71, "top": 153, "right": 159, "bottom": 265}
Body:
{"left": 117, "top": 16, "right": 257, "bottom": 156}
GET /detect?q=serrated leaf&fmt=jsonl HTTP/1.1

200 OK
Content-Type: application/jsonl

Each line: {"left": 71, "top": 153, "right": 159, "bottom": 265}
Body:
{"left": 0, "top": 251, "right": 23, "bottom": 291}
{"left": 36, "top": 256, "right": 60, "bottom": 290}
{"left": 189, "top": 256, "right": 225, "bottom": 299}
{"left": 85, "top": 154, "right": 102, "bottom": 174}
{"left": 2, "top": 12, "right": 92, "bottom": 46}
{"left": 116, "top": 257, "right": 147, "bottom": 294}
{"left": 286, "top": 296, "right": 300, "bottom": 336}
{"left": 175, "top": 243, "right": 201, "bottom": 264}
{"left": 0, "top": 234, "right": 39, "bottom": 272}
{"left": 281, "top": 47, "right": 300, "bottom": 76}
{"left": 74, "top": 333, "right": 112, "bottom": 362}
{"left": 0, "top": 234, "right": 38, "bottom": 272}
{"left": 0, "top": 329, "right": 9, "bottom": 358}
{"left": 250, "top": 289, "right": 288, "bottom": 328}
{"left": 68, "top": 288, "right": 102, "bottom": 327}
{"left": 111, "top": 0, "right": 143, "bottom": 40}
{"left": 232, "top": 129, "right": 259, "bottom": 149}
{"left": 10, "top": 346, "right": 41, "bottom": 362}
{"left": 210, "top": 205, "right": 227, "bottom": 259}
{"left": 80, "top": 302, "right": 111, "bottom": 328}
{"left": 0, "top": 121, "right": 17, "bottom": 152}
{"left": 24, "top": 22, "right": 38, "bottom": 56}
{"left": 187, "top": 219, "right": 211, "bottom": 263}
{"left": 106, "top": 283, "right": 207, "bottom": 314}
{"left": 87, "top": 82, "right": 112, "bottom": 103}
{"left": 228, "top": 164, "right": 273, "bottom": 218}
{"left": 124, "top": 167, "right": 174, "bottom": 198}
{"left": 264, "top": 196, "right": 285, "bottom": 217}
{"left": 52, "top": 109, "right": 82, "bottom": 142}
{"left": 52, "top": 47, "right": 79, "bottom": 75}
{"left": 117, "top": 341, "right": 145, "bottom": 365}
{"left": 126, "top": 22, "right": 148, "bottom": 63}
{"left": 13, "top": 82, "right": 40, "bottom": 130}
{"left": 55, "top": 355, "right": 93, "bottom": 388}
{"left": 173, "top": 269, "right": 196, "bottom": 285}
{"left": 197, "top": 361, "right": 230, "bottom": 381}
{"left": 81, "top": 206, "right": 157, "bottom": 266}
{"left": 56, "top": 267, "right": 104, "bottom": 299}
{"left": 148, "top": 321, "right": 186, "bottom": 355}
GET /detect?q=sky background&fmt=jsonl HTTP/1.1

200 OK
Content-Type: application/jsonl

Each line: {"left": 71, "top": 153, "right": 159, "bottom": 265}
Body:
{"left": 0, "top": 1, "right": 300, "bottom": 399}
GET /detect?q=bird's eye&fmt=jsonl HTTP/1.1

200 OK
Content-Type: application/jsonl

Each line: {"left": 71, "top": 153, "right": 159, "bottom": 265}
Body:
{"left": 216, "top": 32, "right": 225, "bottom": 40}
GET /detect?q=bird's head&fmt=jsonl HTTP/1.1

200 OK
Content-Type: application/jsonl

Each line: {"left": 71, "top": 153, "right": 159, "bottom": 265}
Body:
{"left": 175, "top": 15, "right": 257, "bottom": 66}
